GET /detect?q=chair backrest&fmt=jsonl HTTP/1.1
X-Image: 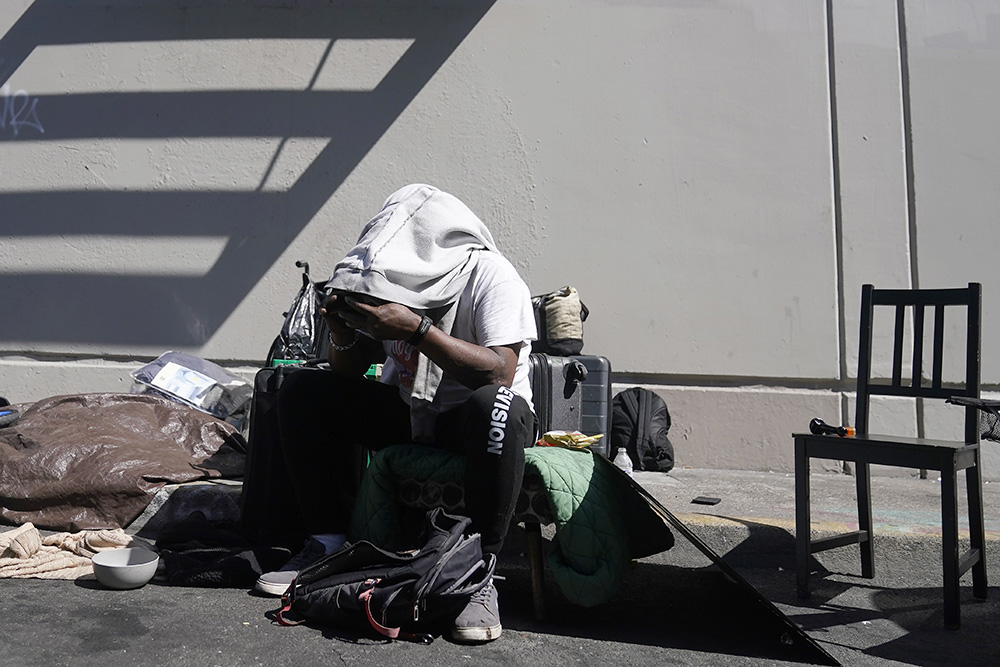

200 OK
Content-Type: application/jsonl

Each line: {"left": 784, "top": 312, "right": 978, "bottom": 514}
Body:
{"left": 856, "top": 283, "right": 981, "bottom": 443}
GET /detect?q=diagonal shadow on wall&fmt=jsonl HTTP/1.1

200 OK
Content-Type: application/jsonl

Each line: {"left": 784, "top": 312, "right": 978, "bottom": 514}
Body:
{"left": 0, "top": 1, "right": 495, "bottom": 349}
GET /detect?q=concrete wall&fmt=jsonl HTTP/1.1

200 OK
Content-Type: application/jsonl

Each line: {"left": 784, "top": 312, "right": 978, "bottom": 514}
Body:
{"left": 2, "top": 1, "right": 999, "bottom": 476}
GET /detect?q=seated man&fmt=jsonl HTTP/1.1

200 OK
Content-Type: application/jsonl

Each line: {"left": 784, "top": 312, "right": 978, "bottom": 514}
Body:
{"left": 256, "top": 184, "right": 537, "bottom": 643}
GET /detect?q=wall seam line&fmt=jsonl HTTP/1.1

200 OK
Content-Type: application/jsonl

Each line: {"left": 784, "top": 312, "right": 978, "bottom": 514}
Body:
{"left": 826, "top": 0, "right": 848, "bottom": 403}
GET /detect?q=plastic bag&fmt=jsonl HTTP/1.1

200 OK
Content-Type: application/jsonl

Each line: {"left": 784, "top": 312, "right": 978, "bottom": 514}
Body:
{"left": 131, "top": 351, "right": 252, "bottom": 426}
{"left": 265, "top": 260, "right": 329, "bottom": 365}
{"left": 535, "top": 430, "right": 603, "bottom": 450}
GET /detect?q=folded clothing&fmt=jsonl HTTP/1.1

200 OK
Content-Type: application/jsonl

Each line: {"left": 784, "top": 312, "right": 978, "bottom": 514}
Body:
{"left": 0, "top": 522, "right": 133, "bottom": 580}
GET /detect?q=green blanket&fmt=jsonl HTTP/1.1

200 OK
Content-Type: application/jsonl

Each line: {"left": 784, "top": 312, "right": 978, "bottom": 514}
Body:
{"left": 349, "top": 445, "right": 673, "bottom": 607}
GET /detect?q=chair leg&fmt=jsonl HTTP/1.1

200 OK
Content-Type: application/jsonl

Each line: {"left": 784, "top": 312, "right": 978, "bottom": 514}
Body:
{"left": 856, "top": 461, "right": 875, "bottom": 579}
{"left": 794, "top": 439, "right": 812, "bottom": 598}
{"left": 942, "top": 466, "right": 961, "bottom": 629}
{"left": 524, "top": 521, "right": 547, "bottom": 621}
{"left": 966, "top": 461, "right": 988, "bottom": 600}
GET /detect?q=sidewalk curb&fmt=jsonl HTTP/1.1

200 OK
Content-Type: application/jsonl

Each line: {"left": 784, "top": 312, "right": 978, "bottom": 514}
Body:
{"left": 674, "top": 511, "right": 1000, "bottom": 541}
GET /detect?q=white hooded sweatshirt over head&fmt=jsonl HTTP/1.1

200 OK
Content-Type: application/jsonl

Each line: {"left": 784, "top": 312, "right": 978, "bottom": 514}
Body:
{"left": 328, "top": 184, "right": 534, "bottom": 439}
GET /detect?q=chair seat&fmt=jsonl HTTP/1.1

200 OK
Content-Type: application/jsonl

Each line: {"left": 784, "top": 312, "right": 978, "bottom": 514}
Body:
{"left": 794, "top": 433, "right": 980, "bottom": 471}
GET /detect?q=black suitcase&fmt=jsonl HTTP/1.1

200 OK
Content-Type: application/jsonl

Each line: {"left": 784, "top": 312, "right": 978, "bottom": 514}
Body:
{"left": 241, "top": 360, "right": 372, "bottom": 548}
{"left": 239, "top": 362, "right": 315, "bottom": 548}
{"left": 529, "top": 353, "right": 613, "bottom": 458}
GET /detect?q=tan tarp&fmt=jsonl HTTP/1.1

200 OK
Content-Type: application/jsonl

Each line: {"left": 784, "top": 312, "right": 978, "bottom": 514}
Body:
{"left": 0, "top": 393, "right": 240, "bottom": 532}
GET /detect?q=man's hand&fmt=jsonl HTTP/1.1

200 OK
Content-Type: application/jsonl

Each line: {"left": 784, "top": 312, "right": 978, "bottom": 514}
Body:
{"left": 339, "top": 297, "right": 422, "bottom": 341}
{"left": 320, "top": 293, "right": 359, "bottom": 342}
{"left": 321, "top": 293, "right": 382, "bottom": 377}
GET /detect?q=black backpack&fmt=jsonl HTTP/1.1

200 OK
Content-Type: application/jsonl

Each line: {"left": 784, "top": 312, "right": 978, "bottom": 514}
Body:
{"left": 277, "top": 509, "right": 495, "bottom": 644}
{"left": 610, "top": 387, "right": 674, "bottom": 472}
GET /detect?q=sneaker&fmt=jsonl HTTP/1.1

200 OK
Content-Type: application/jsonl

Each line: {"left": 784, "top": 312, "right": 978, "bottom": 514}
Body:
{"left": 450, "top": 578, "right": 502, "bottom": 643}
{"left": 255, "top": 537, "right": 328, "bottom": 597}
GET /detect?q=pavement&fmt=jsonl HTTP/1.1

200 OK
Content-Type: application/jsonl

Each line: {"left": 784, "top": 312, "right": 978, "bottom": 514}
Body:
{"left": 4, "top": 456, "right": 1000, "bottom": 667}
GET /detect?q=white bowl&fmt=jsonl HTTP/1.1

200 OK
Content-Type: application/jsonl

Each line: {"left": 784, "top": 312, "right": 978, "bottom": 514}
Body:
{"left": 92, "top": 547, "right": 159, "bottom": 590}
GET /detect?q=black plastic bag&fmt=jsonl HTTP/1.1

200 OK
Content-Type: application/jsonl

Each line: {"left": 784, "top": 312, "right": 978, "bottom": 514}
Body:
{"left": 266, "top": 260, "right": 329, "bottom": 365}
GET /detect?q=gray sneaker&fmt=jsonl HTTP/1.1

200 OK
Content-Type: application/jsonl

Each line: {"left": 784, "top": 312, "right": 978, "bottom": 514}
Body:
{"left": 255, "top": 537, "right": 327, "bottom": 597}
{"left": 450, "top": 578, "right": 502, "bottom": 643}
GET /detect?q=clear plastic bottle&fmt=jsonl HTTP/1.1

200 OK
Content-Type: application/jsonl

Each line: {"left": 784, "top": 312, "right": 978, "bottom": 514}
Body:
{"left": 613, "top": 447, "right": 634, "bottom": 478}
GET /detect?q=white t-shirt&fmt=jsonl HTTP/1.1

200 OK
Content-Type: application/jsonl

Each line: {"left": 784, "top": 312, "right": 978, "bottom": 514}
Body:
{"left": 380, "top": 251, "right": 536, "bottom": 415}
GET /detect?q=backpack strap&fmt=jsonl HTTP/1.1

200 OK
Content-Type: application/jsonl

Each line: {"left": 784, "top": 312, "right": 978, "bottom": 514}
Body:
{"left": 637, "top": 388, "right": 652, "bottom": 451}
{"left": 359, "top": 579, "right": 434, "bottom": 645}
{"left": 276, "top": 592, "right": 306, "bottom": 626}
{"left": 359, "top": 580, "right": 400, "bottom": 639}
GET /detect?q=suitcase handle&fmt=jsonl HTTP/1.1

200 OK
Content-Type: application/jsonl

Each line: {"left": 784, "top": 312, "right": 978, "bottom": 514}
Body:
{"left": 566, "top": 360, "right": 588, "bottom": 384}
{"left": 561, "top": 359, "right": 589, "bottom": 398}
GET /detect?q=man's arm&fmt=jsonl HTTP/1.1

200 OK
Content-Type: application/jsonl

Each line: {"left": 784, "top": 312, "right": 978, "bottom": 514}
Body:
{"left": 340, "top": 298, "right": 520, "bottom": 389}
{"left": 419, "top": 329, "right": 521, "bottom": 389}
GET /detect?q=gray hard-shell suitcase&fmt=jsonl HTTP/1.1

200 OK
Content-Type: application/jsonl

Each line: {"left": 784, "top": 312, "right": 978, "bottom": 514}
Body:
{"left": 528, "top": 353, "right": 612, "bottom": 459}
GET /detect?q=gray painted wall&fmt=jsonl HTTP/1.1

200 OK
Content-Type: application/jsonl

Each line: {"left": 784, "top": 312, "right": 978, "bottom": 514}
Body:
{"left": 2, "top": 0, "right": 998, "bottom": 476}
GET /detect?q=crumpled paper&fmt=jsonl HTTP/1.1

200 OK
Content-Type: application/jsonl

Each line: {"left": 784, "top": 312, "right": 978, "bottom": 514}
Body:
{"left": 535, "top": 430, "right": 604, "bottom": 450}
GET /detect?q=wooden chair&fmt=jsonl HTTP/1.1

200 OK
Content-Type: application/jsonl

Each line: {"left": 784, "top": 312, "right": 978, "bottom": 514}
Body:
{"left": 793, "top": 283, "right": 986, "bottom": 629}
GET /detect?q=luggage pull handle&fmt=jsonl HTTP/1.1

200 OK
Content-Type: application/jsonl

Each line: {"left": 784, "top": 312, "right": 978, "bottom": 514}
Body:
{"left": 561, "top": 360, "right": 589, "bottom": 399}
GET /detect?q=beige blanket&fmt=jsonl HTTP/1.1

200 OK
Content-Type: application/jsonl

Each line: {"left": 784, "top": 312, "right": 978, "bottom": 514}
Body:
{"left": 0, "top": 522, "right": 132, "bottom": 580}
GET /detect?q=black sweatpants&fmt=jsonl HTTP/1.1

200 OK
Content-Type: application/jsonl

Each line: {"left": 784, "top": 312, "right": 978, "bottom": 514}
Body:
{"left": 276, "top": 369, "right": 534, "bottom": 555}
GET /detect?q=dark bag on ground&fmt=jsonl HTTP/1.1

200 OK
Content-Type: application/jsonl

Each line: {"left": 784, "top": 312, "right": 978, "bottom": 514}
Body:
{"left": 266, "top": 260, "right": 329, "bottom": 366}
{"left": 155, "top": 511, "right": 292, "bottom": 588}
{"left": 531, "top": 286, "right": 589, "bottom": 356}
{"left": 610, "top": 387, "right": 674, "bottom": 472}
{"left": 277, "top": 508, "right": 495, "bottom": 644}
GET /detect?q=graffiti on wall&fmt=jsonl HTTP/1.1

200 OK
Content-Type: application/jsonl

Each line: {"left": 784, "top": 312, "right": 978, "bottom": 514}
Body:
{"left": 1, "top": 82, "right": 44, "bottom": 137}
